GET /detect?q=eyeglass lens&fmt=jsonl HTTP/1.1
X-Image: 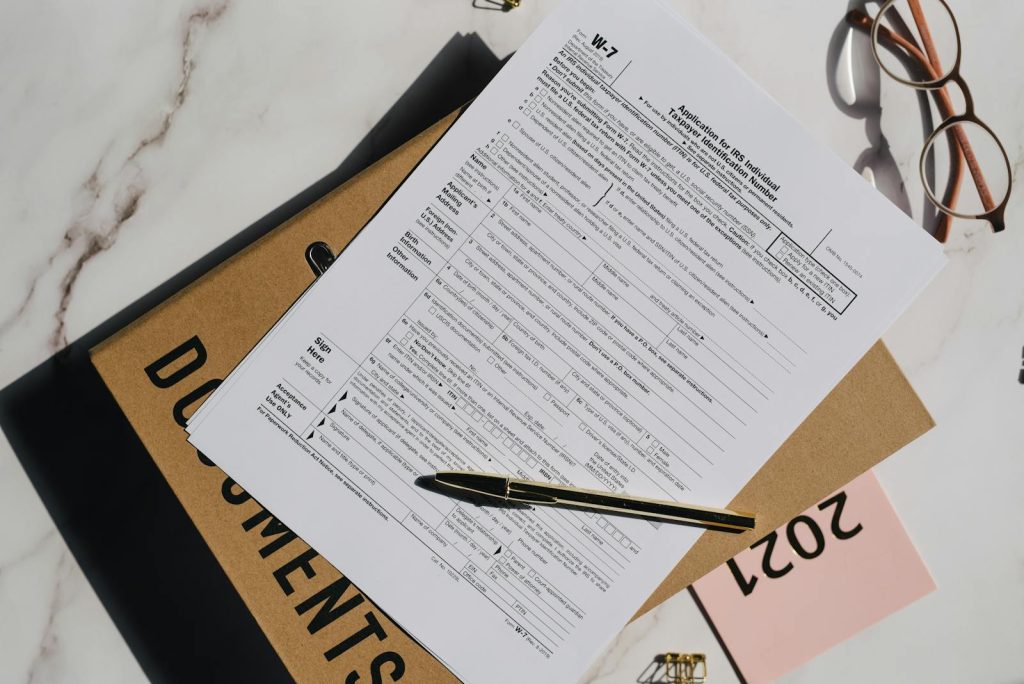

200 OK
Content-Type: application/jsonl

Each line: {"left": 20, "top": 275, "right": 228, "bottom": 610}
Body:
{"left": 924, "top": 121, "right": 1010, "bottom": 218}
{"left": 875, "top": 0, "right": 959, "bottom": 85}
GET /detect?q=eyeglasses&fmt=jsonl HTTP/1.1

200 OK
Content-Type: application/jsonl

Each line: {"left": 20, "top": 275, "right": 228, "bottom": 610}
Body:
{"left": 847, "top": 0, "right": 1010, "bottom": 242}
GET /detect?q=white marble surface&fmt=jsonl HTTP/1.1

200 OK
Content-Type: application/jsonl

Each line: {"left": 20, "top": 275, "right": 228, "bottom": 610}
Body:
{"left": 1, "top": 1, "right": 1021, "bottom": 682}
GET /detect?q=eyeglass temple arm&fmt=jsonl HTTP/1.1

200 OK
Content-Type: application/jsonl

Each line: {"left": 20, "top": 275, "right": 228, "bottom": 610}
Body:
{"left": 905, "top": 0, "right": 996, "bottom": 218}
{"left": 847, "top": 9, "right": 996, "bottom": 234}
{"left": 907, "top": 1, "right": 942, "bottom": 82}
{"left": 905, "top": 1, "right": 965, "bottom": 240}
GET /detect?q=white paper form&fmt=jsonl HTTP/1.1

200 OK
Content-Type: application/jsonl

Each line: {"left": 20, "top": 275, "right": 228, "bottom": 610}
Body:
{"left": 188, "top": 0, "right": 945, "bottom": 681}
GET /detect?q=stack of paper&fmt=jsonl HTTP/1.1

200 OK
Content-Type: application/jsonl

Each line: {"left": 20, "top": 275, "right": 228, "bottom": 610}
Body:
{"left": 187, "top": 0, "right": 944, "bottom": 681}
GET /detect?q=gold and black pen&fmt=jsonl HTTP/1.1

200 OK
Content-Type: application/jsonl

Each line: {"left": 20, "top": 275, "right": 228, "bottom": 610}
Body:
{"left": 429, "top": 471, "right": 755, "bottom": 533}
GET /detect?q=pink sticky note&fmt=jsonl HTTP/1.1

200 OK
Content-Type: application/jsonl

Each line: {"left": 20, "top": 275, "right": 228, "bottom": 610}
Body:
{"left": 692, "top": 471, "right": 935, "bottom": 683}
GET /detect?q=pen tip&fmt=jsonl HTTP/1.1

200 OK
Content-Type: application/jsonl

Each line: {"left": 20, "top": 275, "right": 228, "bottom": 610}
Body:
{"left": 414, "top": 474, "right": 436, "bottom": 490}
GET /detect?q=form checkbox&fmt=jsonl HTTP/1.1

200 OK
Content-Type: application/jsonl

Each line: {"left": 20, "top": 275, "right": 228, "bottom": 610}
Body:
{"left": 527, "top": 457, "right": 538, "bottom": 467}
{"left": 485, "top": 421, "right": 494, "bottom": 430}
{"left": 488, "top": 357, "right": 495, "bottom": 364}
{"left": 512, "top": 121, "right": 520, "bottom": 129}
{"left": 544, "top": 393, "right": 551, "bottom": 401}
{"left": 501, "top": 134, "right": 509, "bottom": 141}
{"left": 579, "top": 422, "right": 586, "bottom": 430}
{"left": 473, "top": 411, "right": 483, "bottom": 421}
{"left": 503, "top": 438, "right": 513, "bottom": 448}
{"left": 429, "top": 307, "right": 436, "bottom": 314}
{"left": 458, "top": 399, "right": 467, "bottom": 408}
{"left": 496, "top": 142, "right": 503, "bottom": 149}
{"left": 492, "top": 427, "right": 502, "bottom": 437}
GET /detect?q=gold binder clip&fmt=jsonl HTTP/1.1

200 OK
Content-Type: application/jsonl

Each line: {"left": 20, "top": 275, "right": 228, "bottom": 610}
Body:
{"left": 473, "top": 0, "right": 520, "bottom": 10}
{"left": 642, "top": 652, "right": 707, "bottom": 684}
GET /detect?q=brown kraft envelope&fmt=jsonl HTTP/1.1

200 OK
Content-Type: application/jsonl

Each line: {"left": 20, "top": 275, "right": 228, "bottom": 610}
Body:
{"left": 91, "top": 110, "right": 934, "bottom": 682}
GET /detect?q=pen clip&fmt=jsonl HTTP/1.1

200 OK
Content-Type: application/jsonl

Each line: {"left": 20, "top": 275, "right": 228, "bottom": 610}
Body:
{"left": 506, "top": 482, "right": 558, "bottom": 505}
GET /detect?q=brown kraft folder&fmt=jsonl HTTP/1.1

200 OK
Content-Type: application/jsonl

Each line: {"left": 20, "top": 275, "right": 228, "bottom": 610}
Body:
{"left": 91, "top": 110, "right": 934, "bottom": 683}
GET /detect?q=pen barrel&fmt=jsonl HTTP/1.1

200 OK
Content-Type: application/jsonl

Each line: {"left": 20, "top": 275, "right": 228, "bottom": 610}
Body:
{"left": 509, "top": 481, "right": 755, "bottom": 531}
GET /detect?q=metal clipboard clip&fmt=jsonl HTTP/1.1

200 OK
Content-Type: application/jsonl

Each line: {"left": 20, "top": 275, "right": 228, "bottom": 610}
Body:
{"left": 305, "top": 241, "right": 336, "bottom": 278}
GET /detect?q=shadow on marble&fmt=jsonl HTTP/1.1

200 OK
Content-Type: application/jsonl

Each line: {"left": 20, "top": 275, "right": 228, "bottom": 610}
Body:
{"left": 0, "top": 31, "right": 504, "bottom": 683}
{"left": 824, "top": 0, "right": 943, "bottom": 235}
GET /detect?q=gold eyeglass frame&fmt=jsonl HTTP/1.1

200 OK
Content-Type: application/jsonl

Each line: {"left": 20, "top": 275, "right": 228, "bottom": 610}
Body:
{"left": 867, "top": 0, "right": 1010, "bottom": 234}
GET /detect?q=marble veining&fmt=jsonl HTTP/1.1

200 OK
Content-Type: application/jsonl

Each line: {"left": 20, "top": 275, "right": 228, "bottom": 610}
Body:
{"left": 2, "top": 1, "right": 230, "bottom": 352}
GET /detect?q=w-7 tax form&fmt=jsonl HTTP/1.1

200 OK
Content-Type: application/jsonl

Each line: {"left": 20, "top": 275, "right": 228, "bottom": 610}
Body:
{"left": 188, "top": 0, "right": 945, "bottom": 681}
